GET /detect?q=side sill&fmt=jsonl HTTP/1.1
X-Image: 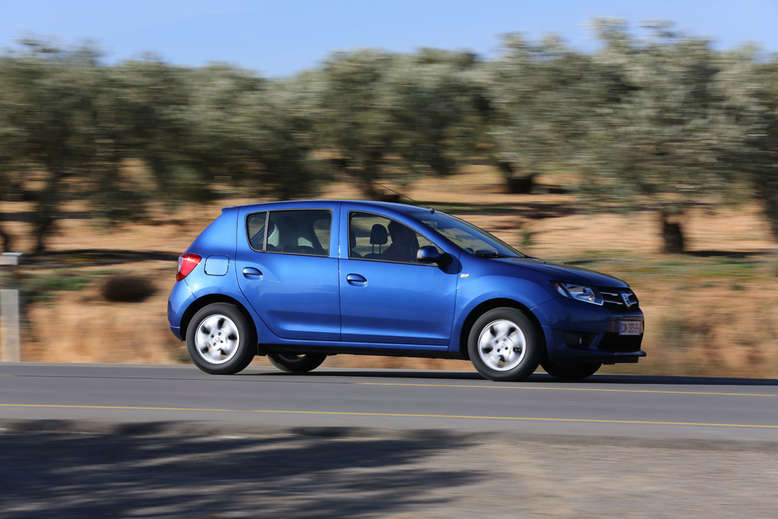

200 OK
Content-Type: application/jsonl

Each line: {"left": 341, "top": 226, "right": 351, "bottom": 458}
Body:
{"left": 260, "top": 344, "right": 465, "bottom": 360}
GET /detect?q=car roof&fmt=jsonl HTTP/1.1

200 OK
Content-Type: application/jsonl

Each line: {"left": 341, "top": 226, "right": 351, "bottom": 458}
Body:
{"left": 223, "top": 199, "right": 431, "bottom": 214}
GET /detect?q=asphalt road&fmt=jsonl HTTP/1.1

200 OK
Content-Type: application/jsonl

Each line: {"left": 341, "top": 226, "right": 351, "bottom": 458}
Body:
{"left": 1, "top": 362, "right": 777, "bottom": 441}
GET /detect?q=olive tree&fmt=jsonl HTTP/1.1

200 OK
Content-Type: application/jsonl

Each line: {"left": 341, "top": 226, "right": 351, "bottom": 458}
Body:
{"left": 381, "top": 52, "right": 481, "bottom": 190}
{"left": 178, "top": 64, "right": 321, "bottom": 200}
{"left": 484, "top": 34, "right": 597, "bottom": 193}
{"left": 578, "top": 21, "right": 756, "bottom": 253}
{"left": 0, "top": 41, "right": 117, "bottom": 253}
{"left": 103, "top": 58, "right": 194, "bottom": 205}
{"left": 315, "top": 49, "right": 477, "bottom": 199}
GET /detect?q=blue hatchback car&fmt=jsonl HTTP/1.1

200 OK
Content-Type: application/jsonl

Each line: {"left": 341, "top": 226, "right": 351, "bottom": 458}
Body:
{"left": 168, "top": 200, "right": 645, "bottom": 381}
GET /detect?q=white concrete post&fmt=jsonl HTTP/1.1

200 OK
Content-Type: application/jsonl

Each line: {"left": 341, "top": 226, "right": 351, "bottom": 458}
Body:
{"left": 0, "top": 252, "right": 22, "bottom": 362}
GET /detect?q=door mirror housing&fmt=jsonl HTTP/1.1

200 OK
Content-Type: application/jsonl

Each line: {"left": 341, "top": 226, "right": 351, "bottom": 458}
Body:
{"left": 416, "top": 245, "right": 443, "bottom": 264}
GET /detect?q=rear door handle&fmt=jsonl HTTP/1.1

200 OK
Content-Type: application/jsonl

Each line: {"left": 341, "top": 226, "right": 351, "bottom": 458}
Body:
{"left": 346, "top": 273, "right": 367, "bottom": 285}
{"left": 242, "top": 267, "right": 263, "bottom": 278}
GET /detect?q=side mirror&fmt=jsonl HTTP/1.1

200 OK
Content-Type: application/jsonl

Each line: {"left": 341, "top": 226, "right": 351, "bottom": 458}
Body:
{"left": 416, "top": 245, "right": 443, "bottom": 264}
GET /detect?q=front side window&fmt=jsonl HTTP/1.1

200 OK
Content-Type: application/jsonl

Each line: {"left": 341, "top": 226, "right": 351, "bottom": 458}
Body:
{"left": 349, "top": 212, "right": 438, "bottom": 264}
{"left": 264, "top": 209, "right": 331, "bottom": 256}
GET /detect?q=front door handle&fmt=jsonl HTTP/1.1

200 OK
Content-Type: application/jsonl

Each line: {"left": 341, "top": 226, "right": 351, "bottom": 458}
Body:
{"left": 242, "top": 267, "right": 263, "bottom": 278}
{"left": 346, "top": 273, "right": 367, "bottom": 285}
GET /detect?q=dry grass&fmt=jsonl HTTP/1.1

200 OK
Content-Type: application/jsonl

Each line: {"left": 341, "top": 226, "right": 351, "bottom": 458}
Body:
{"left": 5, "top": 166, "right": 778, "bottom": 377}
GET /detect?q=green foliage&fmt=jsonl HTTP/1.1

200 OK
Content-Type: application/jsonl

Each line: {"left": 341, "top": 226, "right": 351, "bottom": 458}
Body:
{"left": 484, "top": 34, "right": 599, "bottom": 192}
{"left": 21, "top": 270, "right": 98, "bottom": 304}
{"left": 102, "top": 58, "right": 194, "bottom": 203}
{"left": 383, "top": 58, "right": 473, "bottom": 179}
{"left": 315, "top": 49, "right": 480, "bottom": 197}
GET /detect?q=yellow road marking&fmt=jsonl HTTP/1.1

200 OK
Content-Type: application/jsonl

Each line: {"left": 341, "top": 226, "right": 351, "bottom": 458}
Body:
{"left": 0, "top": 403, "right": 776, "bottom": 429}
{"left": 358, "top": 382, "right": 778, "bottom": 398}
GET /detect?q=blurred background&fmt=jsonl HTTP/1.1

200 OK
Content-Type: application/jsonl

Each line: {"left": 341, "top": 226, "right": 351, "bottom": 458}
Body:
{"left": 1, "top": 0, "right": 777, "bottom": 376}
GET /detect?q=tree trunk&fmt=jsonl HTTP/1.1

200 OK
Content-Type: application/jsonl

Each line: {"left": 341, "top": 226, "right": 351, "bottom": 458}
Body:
{"left": 0, "top": 223, "right": 13, "bottom": 252}
{"left": 757, "top": 165, "right": 778, "bottom": 242}
{"left": 329, "top": 157, "right": 381, "bottom": 200}
{"left": 659, "top": 210, "right": 685, "bottom": 254}
{"left": 33, "top": 217, "right": 53, "bottom": 255}
{"left": 497, "top": 161, "right": 536, "bottom": 194}
{"left": 358, "top": 176, "right": 382, "bottom": 200}
{"left": 32, "top": 167, "right": 65, "bottom": 255}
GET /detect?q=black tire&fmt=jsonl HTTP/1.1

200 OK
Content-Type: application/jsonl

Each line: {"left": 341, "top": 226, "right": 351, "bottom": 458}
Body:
{"left": 467, "top": 307, "right": 542, "bottom": 381}
{"left": 268, "top": 352, "right": 327, "bottom": 373}
{"left": 186, "top": 302, "right": 256, "bottom": 375}
{"left": 541, "top": 360, "right": 601, "bottom": 380}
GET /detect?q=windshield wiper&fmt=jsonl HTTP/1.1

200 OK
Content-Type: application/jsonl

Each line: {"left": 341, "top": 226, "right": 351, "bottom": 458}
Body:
{"left": 474, "top": 251, "right": 508, "bottom": 258}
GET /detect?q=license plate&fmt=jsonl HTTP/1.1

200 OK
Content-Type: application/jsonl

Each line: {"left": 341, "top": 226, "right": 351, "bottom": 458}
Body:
{"left": 619, "top": 320, "right": 643, "bottom": 335}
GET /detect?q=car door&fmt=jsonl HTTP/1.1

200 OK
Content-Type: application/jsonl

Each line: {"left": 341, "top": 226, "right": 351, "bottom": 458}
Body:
{"left": 338, "top": 207, "right": 458, "bottom": 346}
{"left": 236, "top": 206, "right": 340, "bottom": 341}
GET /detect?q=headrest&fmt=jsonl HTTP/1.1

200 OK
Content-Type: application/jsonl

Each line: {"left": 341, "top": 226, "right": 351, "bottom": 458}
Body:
{"left": 369, "top": 224, "right": 388, "bottom": 245}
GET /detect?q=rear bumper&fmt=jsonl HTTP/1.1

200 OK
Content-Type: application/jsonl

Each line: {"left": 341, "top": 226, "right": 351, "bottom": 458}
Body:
{"left": 167, "top": 280, "right": 194, "bottom": 341}
{"left": 169, "top": 324, "right": 183, "bottom": 341}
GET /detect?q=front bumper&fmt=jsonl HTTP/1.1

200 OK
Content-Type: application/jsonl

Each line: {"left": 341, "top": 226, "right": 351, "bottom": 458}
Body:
{"left": 533, "top": 296, "right": 646, "bottom": 364}
{"left": 543, "top": 327, "right": 646, "bottom": 364}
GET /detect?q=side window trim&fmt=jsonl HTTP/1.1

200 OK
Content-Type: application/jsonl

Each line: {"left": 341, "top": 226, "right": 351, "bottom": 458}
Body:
{"left": 347, "top": 210, "right": 441, "bottom": 266}
{"left": 263, "top": 210, "right": 269, "bottom": 251}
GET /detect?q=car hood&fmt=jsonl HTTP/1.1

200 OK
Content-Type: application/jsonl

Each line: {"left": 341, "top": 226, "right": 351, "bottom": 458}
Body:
{"left": 492, "top": 257, "right": 628, "bottom": 288}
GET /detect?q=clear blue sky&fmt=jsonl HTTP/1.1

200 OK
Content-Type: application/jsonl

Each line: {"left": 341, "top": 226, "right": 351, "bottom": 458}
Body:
{"left": 2, "top": 0, "right": 777, "bottom": 76}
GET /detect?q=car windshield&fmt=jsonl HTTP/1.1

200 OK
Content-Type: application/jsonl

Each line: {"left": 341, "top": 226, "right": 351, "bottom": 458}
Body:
{"left": 412, "top": 210, "right": 525, "bottom": 258}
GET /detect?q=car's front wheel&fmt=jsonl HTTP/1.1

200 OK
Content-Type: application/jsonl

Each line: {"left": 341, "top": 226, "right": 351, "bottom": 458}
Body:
{"left": 467, "top": 307, "right": 541, "bottom": 381}
{"left": 541, "top": 360, "right": 601, "bottom": 380}
{"left": 186, "top": 303, "right": 256, "bottom": 375}
{"left": 268, "top": 352, "right": 327, "bottom": 373}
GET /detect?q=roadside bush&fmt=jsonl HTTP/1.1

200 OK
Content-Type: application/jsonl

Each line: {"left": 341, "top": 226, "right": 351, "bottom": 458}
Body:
{"left": 101, "top": 275, "right": 156, "bottom": 303}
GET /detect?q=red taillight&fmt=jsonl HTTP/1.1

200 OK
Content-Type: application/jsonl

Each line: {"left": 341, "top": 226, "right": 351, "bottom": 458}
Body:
{"left": 176, "top": 253, "right": 202, "bottom": 281}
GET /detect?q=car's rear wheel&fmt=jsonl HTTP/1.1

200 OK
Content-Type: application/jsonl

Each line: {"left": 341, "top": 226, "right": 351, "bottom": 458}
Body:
{"left": 467, "top": 307, "right": 541, "bottom": 381}
{"left": 541, "top": 360, "right": 601, "bottom": 380}
{"left": 186, "top": 303, "right": 255, "bottom": 375}
{"left": 268, "top": 352, "right": 327, "bottom": 373}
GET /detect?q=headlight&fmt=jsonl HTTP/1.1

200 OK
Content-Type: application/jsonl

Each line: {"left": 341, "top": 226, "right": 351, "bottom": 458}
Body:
{"left": 554, "top": 282, "right": 603, "bottom": 306}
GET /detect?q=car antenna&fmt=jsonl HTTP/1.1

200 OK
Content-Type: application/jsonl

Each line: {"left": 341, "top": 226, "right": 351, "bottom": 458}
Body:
{"left": 376, "top": 182, "right": 416, "bottom": 204}
{"left": 375, "top": 182, "right": 435, "bottom": 213}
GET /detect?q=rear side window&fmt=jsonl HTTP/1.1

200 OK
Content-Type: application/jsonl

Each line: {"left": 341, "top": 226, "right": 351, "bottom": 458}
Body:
{"left": 246, "top": 212, "right": 267, "bottom": 250}
{"left": 265, "top": 210, "right": 332, "bottom": 257}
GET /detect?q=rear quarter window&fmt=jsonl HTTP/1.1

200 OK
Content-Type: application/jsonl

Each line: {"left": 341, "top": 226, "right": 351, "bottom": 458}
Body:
{"left": 246, "top": 212, "right": 267, "bottom": 250}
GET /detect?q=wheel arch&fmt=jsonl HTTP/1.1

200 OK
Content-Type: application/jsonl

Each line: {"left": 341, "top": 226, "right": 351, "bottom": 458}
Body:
{"left": 458, "top": 298, "right": 546, "bottom": 360}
